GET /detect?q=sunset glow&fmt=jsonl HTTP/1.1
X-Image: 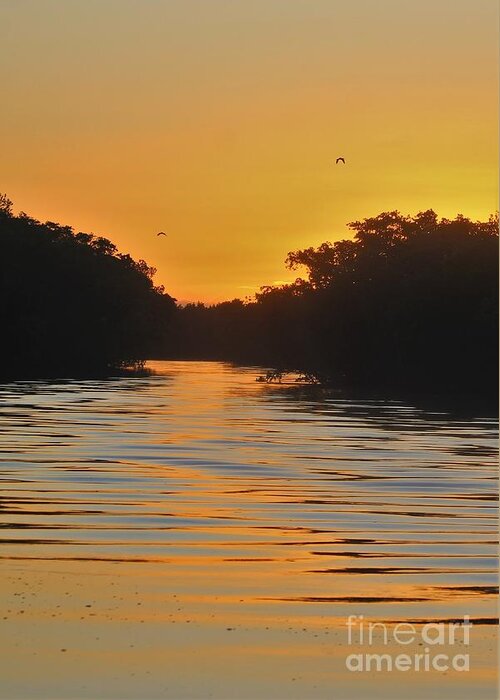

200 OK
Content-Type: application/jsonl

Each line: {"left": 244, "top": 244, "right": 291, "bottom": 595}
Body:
{"left": 0, "top": 0, "right": 497, "bottom": 301}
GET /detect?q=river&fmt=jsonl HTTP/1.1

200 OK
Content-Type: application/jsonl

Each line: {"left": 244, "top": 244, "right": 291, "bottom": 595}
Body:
{"left": 0, "top": 361, "right": 497, "bottom": 699}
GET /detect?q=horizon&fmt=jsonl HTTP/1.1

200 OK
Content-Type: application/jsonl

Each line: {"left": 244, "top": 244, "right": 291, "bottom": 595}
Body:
{"left": 0, "top": 0, "right": 498, "bottom": 303}
{"left": 4, "top": 197, "right": 498, "bottom": 307}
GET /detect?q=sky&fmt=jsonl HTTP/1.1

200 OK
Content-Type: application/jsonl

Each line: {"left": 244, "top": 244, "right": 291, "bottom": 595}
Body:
{"left": 0, "top": 0, "right": 497, "bottom": 303}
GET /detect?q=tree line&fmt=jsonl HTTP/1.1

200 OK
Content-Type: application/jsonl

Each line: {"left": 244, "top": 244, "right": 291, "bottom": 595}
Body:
{"left": 172, "top": 209, "right": 498, "bottom": 393}
{"left": 0, "top": 194, "right": 176, "bottom": 377}
{"left": 1, "top": 193, "right": 497, "bottom": 392}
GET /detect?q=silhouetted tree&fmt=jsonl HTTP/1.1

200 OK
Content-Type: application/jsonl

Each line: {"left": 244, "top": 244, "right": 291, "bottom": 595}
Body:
{"left": 3, "top": 195, "right": 496, "bottom": 394}
{"left": 0, "top": 196, "right": 176, "bottom": 377}
{"left": 173, "top": 210, "right": 498, "bottom": 394}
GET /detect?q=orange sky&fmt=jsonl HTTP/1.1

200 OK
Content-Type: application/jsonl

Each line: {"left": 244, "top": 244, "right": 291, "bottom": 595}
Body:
{"left": 0, "top": 0, "right": 497, "bottom": 302}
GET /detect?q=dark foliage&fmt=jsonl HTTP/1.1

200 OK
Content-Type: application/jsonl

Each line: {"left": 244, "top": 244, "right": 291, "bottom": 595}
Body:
{"left": 0, "top": 195, "right": 176, "bottom": 377}
{"left": 2, "top": 194, "right": 497, "bottom": 394}
{"left": 173, "top": 210, "right": 498, "bottom": 394}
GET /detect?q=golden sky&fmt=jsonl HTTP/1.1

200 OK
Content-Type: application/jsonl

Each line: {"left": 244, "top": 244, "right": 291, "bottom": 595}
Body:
{"left": 0, "top": 0, "right": 497, "bottom": 302}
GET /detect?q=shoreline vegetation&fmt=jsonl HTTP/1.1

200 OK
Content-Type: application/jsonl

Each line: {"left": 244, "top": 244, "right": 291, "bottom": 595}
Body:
{"left": 0, "top": 193, "right": 176, "bottom": 379}
{"left": 1, "top": 193, "right": 498, "bottom": 399}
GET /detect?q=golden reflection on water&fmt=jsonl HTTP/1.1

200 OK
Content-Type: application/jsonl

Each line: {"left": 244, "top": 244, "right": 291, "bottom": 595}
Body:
{"left": 0, "top": 361, "right": 497, "bottom": 699}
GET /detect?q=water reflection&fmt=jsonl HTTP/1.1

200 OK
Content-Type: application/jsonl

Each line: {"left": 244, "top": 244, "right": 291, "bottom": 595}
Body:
{"left": 0, "top": 361, "right": 497, "bottom": 699}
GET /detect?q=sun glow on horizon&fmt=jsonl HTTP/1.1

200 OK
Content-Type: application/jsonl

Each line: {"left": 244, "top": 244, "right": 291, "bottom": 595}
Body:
{"left": 0, "top": 0, "right": 497, "bottom": 303}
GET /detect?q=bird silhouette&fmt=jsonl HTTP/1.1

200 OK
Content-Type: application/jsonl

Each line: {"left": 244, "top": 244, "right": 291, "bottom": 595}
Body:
{"left": 336, "top": 157, "right": 345, "bottom": 164}
{"left": 156, "top": 231, "right": 167, "bottom": 237}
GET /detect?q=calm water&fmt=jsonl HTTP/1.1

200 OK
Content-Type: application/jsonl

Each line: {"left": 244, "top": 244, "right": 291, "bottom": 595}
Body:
{"left": 0, "top": 361, "right": 497, "bottom": 699}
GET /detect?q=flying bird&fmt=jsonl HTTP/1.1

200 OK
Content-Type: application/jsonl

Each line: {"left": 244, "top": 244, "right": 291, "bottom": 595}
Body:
{"left": 336, "top": 157, "right": 345, "bottom": 164}
{"left": 156, "top": 231, "right": 167, "bottom": 237}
